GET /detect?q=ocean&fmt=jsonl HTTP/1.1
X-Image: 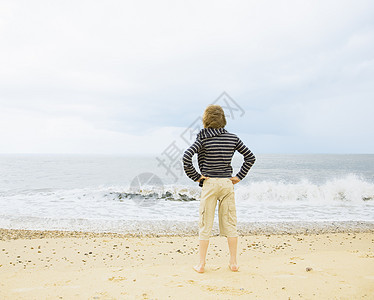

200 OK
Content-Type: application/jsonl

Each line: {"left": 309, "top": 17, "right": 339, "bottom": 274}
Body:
{"left": 1, "top": 154, "right": 373, "bottom": 235}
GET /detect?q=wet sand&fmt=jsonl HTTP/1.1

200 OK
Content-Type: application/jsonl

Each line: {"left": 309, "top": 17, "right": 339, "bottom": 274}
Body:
{"left": 1, "top": 229, "right": 373, "bottom": 299}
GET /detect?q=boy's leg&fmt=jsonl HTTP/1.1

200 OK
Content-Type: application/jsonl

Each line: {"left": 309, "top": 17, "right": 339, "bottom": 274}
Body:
{"left": 194, "top": 239, "right": 209, "bottom": 273}
{"left": 218, "top": 179, "right": 239, "bottom": 271}
{"left": 227, "top": 237, "right": 239, "bottom": 271}
{"left": 195, "top": 180, "right": 219, "bottom": 272}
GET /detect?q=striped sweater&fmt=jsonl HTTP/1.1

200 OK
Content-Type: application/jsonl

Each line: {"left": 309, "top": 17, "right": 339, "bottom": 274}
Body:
{"left": 182, "top": 128, "right": 256, "bottom": 182}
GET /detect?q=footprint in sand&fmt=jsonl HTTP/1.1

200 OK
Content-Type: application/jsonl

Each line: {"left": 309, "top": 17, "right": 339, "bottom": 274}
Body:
{"left": 290, "top": 256, "right": 304, "bottom": 260}
{"left": 201, "top": 285, "right": 252, "bottom": 296}
{"left": 359, "top": 253, "right": 374, "bottom": 258}
{"left": 273, "top": 274, "right": 307, "bottom": 279}
{"left": 108, "top": 276, "right": 127, "bottom": 282}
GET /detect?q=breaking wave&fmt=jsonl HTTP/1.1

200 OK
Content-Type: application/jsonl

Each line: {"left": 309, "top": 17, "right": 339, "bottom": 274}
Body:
{"left": 111, "top": 174, "right": 374, "bottom": 204}
{"left": 236, "top": 174, "right": 374, "bottom": 203}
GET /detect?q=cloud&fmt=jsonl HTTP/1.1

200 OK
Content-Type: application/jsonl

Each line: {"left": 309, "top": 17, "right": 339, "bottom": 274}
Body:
{"left": 0, "top": 106, "right": 186, "bottom": 154}
{"left": 0, "top": 0, "right": 373, "bottom": 153}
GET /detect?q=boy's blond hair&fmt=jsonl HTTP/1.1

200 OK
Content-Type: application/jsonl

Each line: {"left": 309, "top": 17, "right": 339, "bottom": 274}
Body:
{"left": 203, "top": 105, "right": 227, "bottom": 129}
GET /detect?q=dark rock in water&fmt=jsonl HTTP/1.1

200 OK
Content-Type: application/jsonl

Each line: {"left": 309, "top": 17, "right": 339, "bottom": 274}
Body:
{"left": 162, "top": 193, "right": 196, "bottom": 201}
{"left": 116, "top": 192, "right": 144, "bottom": 201}
{"left": 161, "top": 191, "right": 173, "bottom": 198}
{"left": 178, "top": 193, "right": 196, "bottom": 201}
{"left": 144, "top": 192, "right": 158, "bottom": 199}
{"left": 114, "top": 191, "right": 197, "bottom": 203}
{"left": 306, "top": 267, "right": 313, "bottom": 272}
{"left": 362, "top": 196, "right": 373, "bottom": 201}
{"left": 178, "top": 193, "right": 189, "bottom": 201}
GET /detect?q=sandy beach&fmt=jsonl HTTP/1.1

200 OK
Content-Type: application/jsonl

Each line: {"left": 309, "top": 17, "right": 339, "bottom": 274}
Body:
{"left": 0, "top": 229, "right": 373, "bottom": 299}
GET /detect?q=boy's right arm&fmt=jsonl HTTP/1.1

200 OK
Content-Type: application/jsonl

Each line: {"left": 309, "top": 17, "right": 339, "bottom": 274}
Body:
{"left": 182, "top": 140, "right": 202, "bottom": 182}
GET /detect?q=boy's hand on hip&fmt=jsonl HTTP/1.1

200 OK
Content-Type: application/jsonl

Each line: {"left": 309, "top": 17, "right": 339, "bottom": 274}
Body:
{"left": 196, "top": 175, "right": 209, "bottom": 182}
{"left": 230, "top": 176, "right": 240, "bottom": 185}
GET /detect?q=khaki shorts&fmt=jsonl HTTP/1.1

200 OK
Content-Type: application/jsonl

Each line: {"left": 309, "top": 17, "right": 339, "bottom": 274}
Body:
{"left": 198, "top": 178, "right": 238, "bottom": 240}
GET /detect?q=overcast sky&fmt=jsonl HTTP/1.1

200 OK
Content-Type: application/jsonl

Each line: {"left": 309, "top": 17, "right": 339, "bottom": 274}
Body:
{"left": 0, "top": 0, "right": 373, "bottom": 154}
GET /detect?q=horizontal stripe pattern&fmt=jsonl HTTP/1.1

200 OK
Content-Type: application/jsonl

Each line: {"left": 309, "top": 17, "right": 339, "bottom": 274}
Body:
{"left": 182, "top": 128, "right": 256, "bottom": 182}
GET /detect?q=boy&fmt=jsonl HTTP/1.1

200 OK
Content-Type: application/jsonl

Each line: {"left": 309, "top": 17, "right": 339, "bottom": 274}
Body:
{"left": 183, "top": 104, "right": 256, "bottom": 273}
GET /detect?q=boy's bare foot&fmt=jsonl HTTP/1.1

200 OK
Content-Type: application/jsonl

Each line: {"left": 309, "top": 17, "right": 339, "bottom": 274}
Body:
{"left": 193, "top": 263, "right": 205, "bottom": 273}
{"left": 228, "top": 263, "right": 239, "bottom": 272}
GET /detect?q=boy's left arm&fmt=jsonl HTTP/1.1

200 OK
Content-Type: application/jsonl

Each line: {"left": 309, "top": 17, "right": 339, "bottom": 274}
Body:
{"left": 235, "top": 138, "right": 256, "bottom": 180}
